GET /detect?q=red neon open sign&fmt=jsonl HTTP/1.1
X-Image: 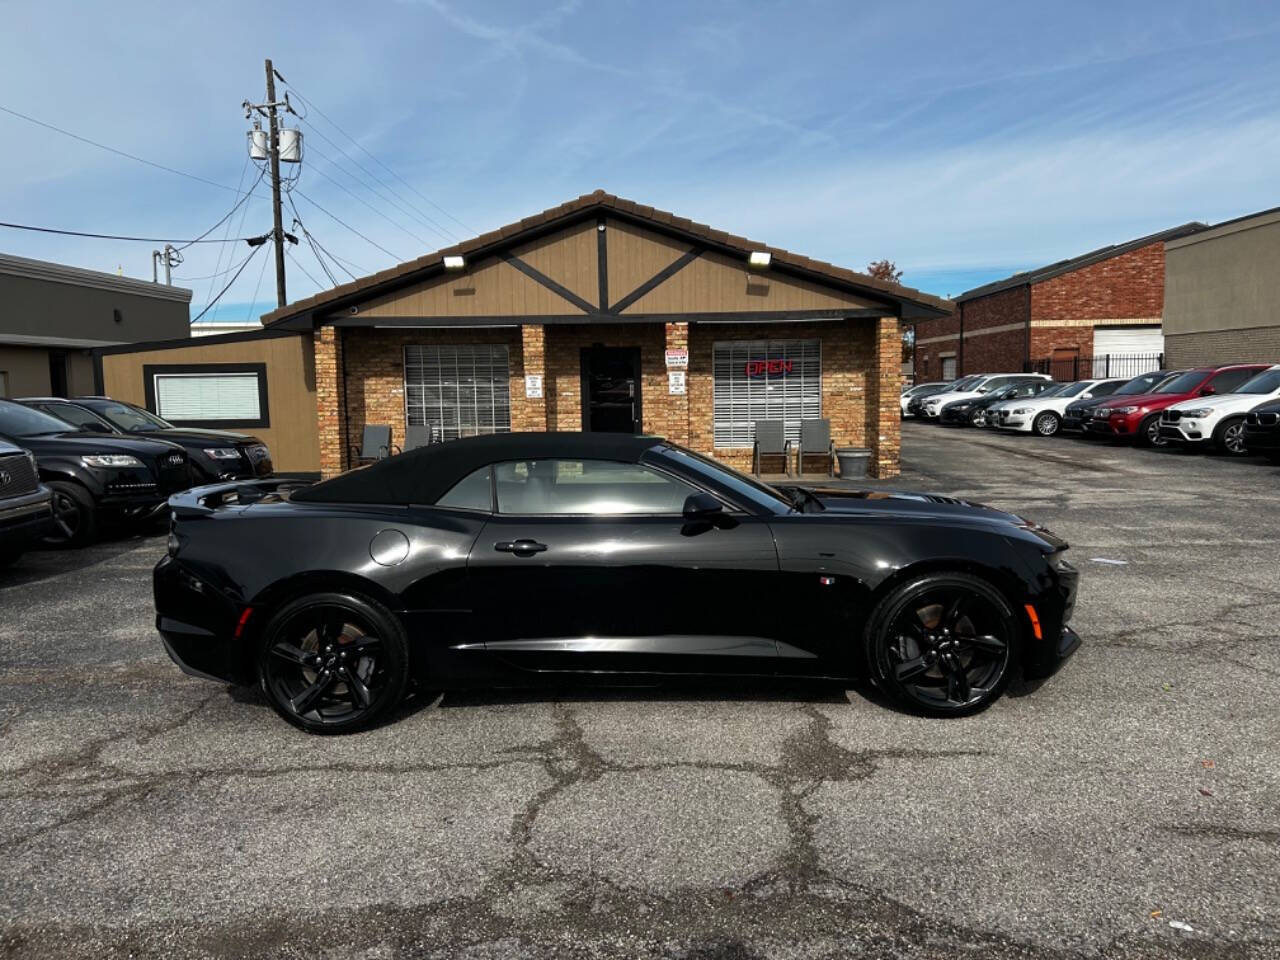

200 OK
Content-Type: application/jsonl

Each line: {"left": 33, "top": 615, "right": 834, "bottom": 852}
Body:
{"left": 744, "top": 359, "right": 794, "bottom": 377}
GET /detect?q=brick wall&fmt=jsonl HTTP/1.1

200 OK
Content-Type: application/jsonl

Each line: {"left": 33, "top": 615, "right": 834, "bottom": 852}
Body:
{"left": 322, "top": 316, "right": 900, "bottom": 480}
{"left": 1165, "top": 325, "right": 1280, "bottom": 368}
{"left": 1031, "top": 241, "right": 1165, "bottom": 323}
{"left": 958, "top": 286, "right": 1028, "bottom": 375}
{"left": 912, "top": 311, "right": 960, "bottom": 381}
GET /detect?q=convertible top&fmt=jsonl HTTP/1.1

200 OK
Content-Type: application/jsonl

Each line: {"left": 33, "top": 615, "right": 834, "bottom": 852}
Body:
{"left": 291, "top": 431, "right": 667, "bottom": 505}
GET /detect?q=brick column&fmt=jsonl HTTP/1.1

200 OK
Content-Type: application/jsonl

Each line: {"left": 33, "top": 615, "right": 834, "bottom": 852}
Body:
{"left": 663, "top": 322, "right": 690, "bottom": 445}
{"left": 518, "top": 324, "right": 548, "bottom": 432}
{"left": 314, "top": 327, "right": 347, "bottom": 478}
{"left": 868, "top": 316, "right": 902, "bottom": 479}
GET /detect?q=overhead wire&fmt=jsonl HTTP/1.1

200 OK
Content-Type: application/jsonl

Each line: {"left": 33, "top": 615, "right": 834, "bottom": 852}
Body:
{"left": 288, "top": 194, "right": 357, "bottom": 283}
{"left": 293, "top": 189, "right": 402, "bottom": 261}
{"left": 284, "top": 247, "right": 325, "bottom": 290}
{"left": 191, "top": 245, "right": 266, "bottom": 324}
{"left": 175, "top": 167, "right": 265, "bottom": 251}
{"left": 0, "top": 220, "right": 261, "bottom": 244}
{"left": 304, "top": 160, "right": 432, "bottom": 248}
{"left": 246, "top": 240, "right": 273, "bottom": 321}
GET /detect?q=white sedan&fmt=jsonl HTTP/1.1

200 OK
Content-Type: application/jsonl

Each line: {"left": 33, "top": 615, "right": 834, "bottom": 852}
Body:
{"left": 920, "top": 373, "right": 1051, "bottom": 420}
{"left": 993, "top": 379, "right": 1127, "bottom": 436}
{"left": 1158, "top": 364, "right": 1280, "bottom": 455}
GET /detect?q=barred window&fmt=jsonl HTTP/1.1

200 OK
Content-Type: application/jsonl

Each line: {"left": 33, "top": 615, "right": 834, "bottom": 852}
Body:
{"left": 403, "top": 345, "right": 511, "bottom": 441}
{"left": 712, "top": 339, "right": 821, "bottom": 448}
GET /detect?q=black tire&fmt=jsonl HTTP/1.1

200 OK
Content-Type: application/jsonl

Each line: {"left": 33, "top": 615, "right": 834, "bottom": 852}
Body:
{"left": 1033, "top": 411, "right": 1061, "bottom": 437}
{"left": 1213, "top": 417, "right": 1248, "bottom": 457}
{"left": 969, "top": 409, "right": 986, "bottom": 427}
{"left": 258, "top": 592, "right": 410, "bottom": 734}
{"left": 864, "top": 572, "right": 1020, "bottom": 717}
{"left": 41, "top": 481, "right": 98, "bottom": 548}
{"left": 1137, "top": 414, "right": 1166, "bottom": 447}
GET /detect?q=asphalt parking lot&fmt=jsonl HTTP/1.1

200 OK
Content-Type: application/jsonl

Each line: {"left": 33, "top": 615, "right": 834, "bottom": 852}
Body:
{"left": 2, "top": 423, "right": 1278, "bottom": 959}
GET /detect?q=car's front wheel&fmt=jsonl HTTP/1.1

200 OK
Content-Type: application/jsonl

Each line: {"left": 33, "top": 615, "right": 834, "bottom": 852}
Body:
{"left": 41, "top": 481, "right": 97, "bottom": 548}
{"left": 969, "top": 409, "right": 986, "bottom": 427}
{"left": 865, "top": 573, "right": 1019, "bottom": 717}
{"left": 1213, "top": 417, "right": 1248, "bottom": 456}
{"left": 1137, "top": 414, "right": 1167, "bottom": 447}
{"left": 258, "top": 592, "right": 410, "bottom": 734}
{"left": 1033, "top": 411, "right": 1061, "bottom": 436}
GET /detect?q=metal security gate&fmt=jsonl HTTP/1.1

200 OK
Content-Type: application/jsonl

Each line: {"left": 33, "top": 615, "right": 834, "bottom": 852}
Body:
{"left": 403, "top": 344, "right": 511, "bottom": 440}
{"left": 712, "top": 339, "right": 821, "bottom": 448}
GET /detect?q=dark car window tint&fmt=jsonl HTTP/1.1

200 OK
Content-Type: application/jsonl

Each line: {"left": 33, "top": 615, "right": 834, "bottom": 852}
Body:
{"left": 494, "top": 459, "right": 696, "bottom": 516}
{"left": 91, "top": 402, "right": 170, "bottom": 432}
{"left": 1090, "top": 381, "right": 1122, "bottom": 397}
{"left": 1209, "top": 369, "right": 1260, "bottom": 394}
{"left": 1237, "top": 369, "right": 1280, "bottom": 394}
{"left": 0, "top": 402, "right": 73, "bottom": 437}
{"left": 1115, "top": 372, "right": 1169, "bottom": 395}
{"left": 437, "top": 466, "right": 492, "bottom": 511}
{"left": 40, "top": 404, "right": 111, "bottom": 430}
{"left": 1156, "top": 371, "right": 1209, "bottom": 394}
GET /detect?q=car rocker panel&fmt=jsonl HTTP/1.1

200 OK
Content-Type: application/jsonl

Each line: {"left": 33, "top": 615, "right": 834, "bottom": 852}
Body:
{"left": 153, "top": 433, "right": 1083, "bottom": 732}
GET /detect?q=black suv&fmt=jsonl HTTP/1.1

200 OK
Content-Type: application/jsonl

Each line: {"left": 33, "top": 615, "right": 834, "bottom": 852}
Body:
{"left": 0, "top": 400, "right": 191, "bottom": 546}
{"left": 0, "top": 437, "right": 53, "bottom": 567}
{"left": 19, "top": 397, "right": 272, "bottom": 483}
{"left": 1243, "top": 398, "right": 1280, "bottom": 462}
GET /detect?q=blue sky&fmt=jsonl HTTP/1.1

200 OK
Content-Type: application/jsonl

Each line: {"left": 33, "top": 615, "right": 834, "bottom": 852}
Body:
{"left": 1, "top": 0, "right": 1278, "bottom": 321}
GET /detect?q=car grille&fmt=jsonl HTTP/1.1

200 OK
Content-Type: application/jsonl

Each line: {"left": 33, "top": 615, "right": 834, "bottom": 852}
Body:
{"left": 0, "top": 452, "right": 39, "bottom": 498}
{"left": 1161, "top": 410, "right": 1182, "bottom": 423}
{"left": 154, "top": 451, "right": 191, "bottom": 494}
{"left": 1246, "top": 411, "right": 1279, "bottom": 426}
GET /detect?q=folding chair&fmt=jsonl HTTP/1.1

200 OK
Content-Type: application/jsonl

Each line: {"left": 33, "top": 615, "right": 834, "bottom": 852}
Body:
{"left": 752, "top": 420, "right": 791, "bottom": 476}
{"left": 796, "top": 419, "right": 834, "bottom": 477}
{"left": 403, "top": 424, "right": 437, "bottom": 452}
{"left": 349, "top": 425, "right": 398, "bottom": 466}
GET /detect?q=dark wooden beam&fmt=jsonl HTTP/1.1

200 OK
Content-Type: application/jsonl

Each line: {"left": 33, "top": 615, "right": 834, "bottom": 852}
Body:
{"left": 499, "top": 252, "right": 595, "bottom": 314}
{"left": 608, "top": 247, "right": 702, "bottom": 314}
{"left": 596, "top": 217, "right": 609, "bottom": 313}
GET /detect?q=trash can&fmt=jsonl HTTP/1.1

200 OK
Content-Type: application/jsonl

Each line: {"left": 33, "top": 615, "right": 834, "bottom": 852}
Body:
{"left": 835, "top": 447, "right": 871, "bottom": 479}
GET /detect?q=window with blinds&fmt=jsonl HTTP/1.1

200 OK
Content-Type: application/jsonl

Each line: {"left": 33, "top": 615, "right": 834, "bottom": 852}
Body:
{"left": 404, "top": 345, "right": 511, "bottom": 441}
{"left": 153, "top": 373, "right": 261, "bottom": 421}
{"left": 712, "top": 339, "right": 821, "bottom": 448}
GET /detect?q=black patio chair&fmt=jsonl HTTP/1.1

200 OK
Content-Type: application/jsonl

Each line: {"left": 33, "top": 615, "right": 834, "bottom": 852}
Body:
{"left": 752, "top": 420, "right": 791, "bottom": 476}
{"left": 796, "top": 419, "right": 834, "bottom": 477}
{"left": 403, "top": 424, "right": 437, "bottom": 452}
{"left": 349, "top": 425, "right": 399, "bottom": 466}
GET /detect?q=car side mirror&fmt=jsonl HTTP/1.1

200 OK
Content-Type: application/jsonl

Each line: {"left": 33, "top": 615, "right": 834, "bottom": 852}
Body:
{"left": 1200, "top": 385, "right": 1215, "bottom": 396}
{"left": 682, "top": 492, "right": 724, "bottom": 521}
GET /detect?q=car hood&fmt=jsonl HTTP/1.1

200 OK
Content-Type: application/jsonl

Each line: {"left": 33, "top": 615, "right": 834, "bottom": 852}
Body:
{"left": 924, "top": 390, "right": 979, "bottom": 405}
{"left": 1168, "top": 393, "right": 1280, "bottom": 414}
{"left": 1066, "top": 396, "right": 1111, "bottom": 412}
{"left": 1095, "top": 391, "right": 1187, "bottom": 410}
{"left": 1247, "top": 398, "right": 1280, "bottom": 415}
{"left": 7, "top": 432, "right": 185, "bottom": 457}
{"left": 136, "top": 428, "right": 260, "bottom": 445}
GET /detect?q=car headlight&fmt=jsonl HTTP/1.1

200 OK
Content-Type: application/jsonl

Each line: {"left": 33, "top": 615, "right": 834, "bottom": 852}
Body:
{"left": 82, "top": 454, "right": 143, "bottom": 468}
{"left": 1011, "top": 407, "right": 1031, "bottom": 415}
{"left": 203, "top": 447, "right": 243, "bottom": 460}
{"left": 1112, "top": 406, "right": 1141, "bottom": 415}
{"left": 1180, "top": 408, "right": 1212, "bottom": 418}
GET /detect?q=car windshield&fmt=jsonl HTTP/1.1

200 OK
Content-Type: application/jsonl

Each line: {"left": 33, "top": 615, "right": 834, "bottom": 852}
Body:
{"left": 1236, "top": 369, "right": 1280, "bottom": 394}
{"left": 654, "top": 444, "right": 794, "bottom": 513}
{"left": 1115, "top": 372, "right": 1173, "bottom": 395}
{"left": 1155, "top": 371, "right": 1209, "bottom": 394}
{"left": 88, "top": 401, "right": 171, "bottom": 432}
{"left": 42, "top": 404, "right": 114, "bottom": 432}
{"left": 0, "top": 402, "right": 76, "bottom": 437}
{"left": 950, "top": 377, "right": 979, "bottom": 391}
{"left": 1056, "top": 382, "right": 1091, "bottom": 398}
{"left": 1035, "top": 384, "right": 1068, "bottom": 398}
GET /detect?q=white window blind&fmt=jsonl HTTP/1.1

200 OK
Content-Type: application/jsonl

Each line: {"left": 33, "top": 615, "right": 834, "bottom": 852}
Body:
{"left": 713, "top": 339, "right": 821, "bottom": 448}
{"left": 404, "top": 345, "right": 511, "bottom": 441}
{"left": 153, "top": 373, "right": 260, "bottom": 421}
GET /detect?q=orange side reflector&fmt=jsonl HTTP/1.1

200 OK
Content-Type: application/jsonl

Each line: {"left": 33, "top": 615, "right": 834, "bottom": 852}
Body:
{"left": 233, "top": 607, "right": 254, "bottom": 639}
{"left": 1024, "top": 604, "right": 1042, "bottom": 640}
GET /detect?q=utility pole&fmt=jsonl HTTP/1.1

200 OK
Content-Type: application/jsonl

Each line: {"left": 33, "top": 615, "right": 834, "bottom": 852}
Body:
{"left": 264, "top": 59, "right": 287, "bottom": 307}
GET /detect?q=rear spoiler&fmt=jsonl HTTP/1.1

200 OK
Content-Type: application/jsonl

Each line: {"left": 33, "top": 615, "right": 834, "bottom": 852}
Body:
{"left": 168, "top": 478, "right": 314, "bottom": 518}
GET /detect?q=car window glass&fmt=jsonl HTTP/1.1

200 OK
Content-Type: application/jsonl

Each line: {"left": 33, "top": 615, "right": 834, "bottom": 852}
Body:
{"left": 41, "top": 404, "right": 109, "bottom": 430}
{"left": 1156, "top": 371, "right": 1208, "bottom": 393}
{"left": 1236, "top": 369, "right": 1280, "bottom": 394}
{"left": 436, "top": 465, "right": 492, "bottom": 511}
{"left": 1090, "top": 381, "right": 1121, "bottom": 397}
{"left": 495, "top": 459, "right": 698, "bottom": 516}
{"left": 93, "top": 402, "right": 169, "bottom": 431}
{"left": 0, "top": 402, "right": 73, "bottom": 437}
{"left": 1209, "top": 369, "right": 1258, "bottom": 394}
{"left": 1058, "top": 382, "right": 1090, "bottom": 397}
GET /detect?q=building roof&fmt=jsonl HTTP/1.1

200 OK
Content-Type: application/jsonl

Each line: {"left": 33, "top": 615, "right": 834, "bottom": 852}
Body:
{"left": 262, "top": 190, "right": 953, "bottom": 327}
{"left": 1165, "top": 204, "right": 1280, "bottom": 250}
{"left": 0, "top": 252, "right": 193, "bottom": 303}
{"left": 954, "top": 222, "right": 1209, "bottom": 304}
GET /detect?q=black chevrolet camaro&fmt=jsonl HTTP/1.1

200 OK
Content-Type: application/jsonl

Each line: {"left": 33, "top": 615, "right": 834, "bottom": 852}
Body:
{"left": 156, "top": 433, "right": 1081, "bottom": 733}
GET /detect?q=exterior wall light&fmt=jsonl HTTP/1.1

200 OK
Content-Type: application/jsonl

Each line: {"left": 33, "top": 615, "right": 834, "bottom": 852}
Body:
{"left": 443, "top": 255, "right": 466, "bottom": 270}
{"left": 747, "top": 251, "right": 771, "bottom": 269}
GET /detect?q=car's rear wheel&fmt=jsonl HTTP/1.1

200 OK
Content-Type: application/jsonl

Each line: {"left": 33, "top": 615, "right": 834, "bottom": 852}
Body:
{"left": 1213, "top": 417, "right": 1248, "bottom": 456}
{"left": 865, "top": 573, "right": 1019, "bottom": 717}
{"left": 41, "top": 481, "right": 97, "bottom": 548}
{"left": 259, "top": 592, "right": 409, "bottom": 734}
{"left": 1033, "top": 412, "right": 1061, "bottom": 436}
{"left": 1137, "top": 414, "right": 1166, "bottom": 447}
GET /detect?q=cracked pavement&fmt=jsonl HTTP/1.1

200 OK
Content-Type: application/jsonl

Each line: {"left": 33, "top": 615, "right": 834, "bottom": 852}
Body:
{"left": 1, "top": 422, "right": 1278, "bottom": 958}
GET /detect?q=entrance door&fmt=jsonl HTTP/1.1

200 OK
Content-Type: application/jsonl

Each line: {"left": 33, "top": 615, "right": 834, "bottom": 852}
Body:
{"left": 581, "top": 347, "right": 641, "bottom": 433}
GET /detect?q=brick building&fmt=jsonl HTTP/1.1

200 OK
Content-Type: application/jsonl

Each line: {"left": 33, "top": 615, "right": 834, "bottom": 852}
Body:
{"left": 913, "top": 222, "right": 1206, "bottom": 382}
{"left": 262, "top": 191, "right": 951, "bottom": 479}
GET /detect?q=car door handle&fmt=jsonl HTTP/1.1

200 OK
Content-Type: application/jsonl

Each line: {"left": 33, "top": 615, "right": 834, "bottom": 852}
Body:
{"left": 494, "top": 539, "right": 547, "bottom": 556}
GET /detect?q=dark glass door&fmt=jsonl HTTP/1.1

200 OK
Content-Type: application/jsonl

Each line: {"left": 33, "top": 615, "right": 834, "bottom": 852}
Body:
{"left": 581, "top": 347, "right": 641, "bottom": 433}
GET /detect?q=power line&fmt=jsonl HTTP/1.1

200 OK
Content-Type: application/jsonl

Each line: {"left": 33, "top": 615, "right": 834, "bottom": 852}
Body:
{"left": 277, "top": 78, "right": 476, "bottom": 236}
{"left": 293, "top": 189, "right": 402, "bottom": 261}
{"left": 0, "top": 220, "right": 262, "bottom": 244}
{"left": 191, "top": 245, "right": 266, "bottom": 323}
{"left": 284, "top": 247, "right": 324, "bottom": 290}
{"left": 305, "top": 159, "right": 432, "bottom": 248}
{"left": 175, "top": 168, "right": 266, "bottom": 251}
{"left": 288, "top": 194, "right": 358, "bottom": 283}
{"left": 246, "top": 240, "right": 273, "bottom": 321}
{"left": 0, "top": 104, "right": 239, "bottom": 194}
{"left": 203, "top": 156, "right": 256, "bottom": 321}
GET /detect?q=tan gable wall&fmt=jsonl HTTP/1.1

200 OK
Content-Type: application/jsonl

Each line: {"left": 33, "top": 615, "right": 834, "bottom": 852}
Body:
{"left": 604, "top": 219, "right": 691, "bottom": 305}
{"left": 512, "top": 221, "right": 600, "bottom": 309}
{"left": 354, "top": 256, "right": 586, "bottom": 318}
{"left": 621, "top": 249, "right": 881, "bottom": 315}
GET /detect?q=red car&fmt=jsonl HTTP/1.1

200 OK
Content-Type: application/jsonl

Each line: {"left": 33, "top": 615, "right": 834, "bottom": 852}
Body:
{"left": 1084, "top": 364, "right": 1271, "bottom": 446}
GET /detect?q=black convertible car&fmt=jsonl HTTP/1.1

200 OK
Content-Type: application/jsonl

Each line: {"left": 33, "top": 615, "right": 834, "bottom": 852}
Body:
{"left": 155, "top": 433, "right": 1081, "bottom": 733}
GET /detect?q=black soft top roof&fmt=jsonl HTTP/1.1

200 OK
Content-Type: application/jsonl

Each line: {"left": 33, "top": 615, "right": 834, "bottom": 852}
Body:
{"left": 291, "top": 432, "right": 667, "bottom": 505}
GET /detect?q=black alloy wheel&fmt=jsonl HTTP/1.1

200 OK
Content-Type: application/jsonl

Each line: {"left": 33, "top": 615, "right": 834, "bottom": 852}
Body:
{"left": 867, "top": 573, "right": 1019, "bottom": 717}
{"left": 969, "top": 409, "right": 986, "bottom": 427}
{"left": 1136, "top": 414, "right": 1167, "bottom": 447}
{"left": 1214, "top": 417, "right": 1248, "bottom": 456}
{"left": 259, "top": 592, "right": 409, "bottom": 734}
{"left": 41, "top": 481, "right": 97, "bottom": 548}
{"left": 1033, "top": 412, "right": 1060, "bottom": 436}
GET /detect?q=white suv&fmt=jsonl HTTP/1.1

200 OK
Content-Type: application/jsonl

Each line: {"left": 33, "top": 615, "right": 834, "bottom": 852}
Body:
{"left": 994, "top": 378, "right": 1127, "bottom": 436}
{"left": 1158, "top": 364, "right": 1280, "bottom": 455}
{"left": 919, "top": 373, "right": 1051, "bottom": 420}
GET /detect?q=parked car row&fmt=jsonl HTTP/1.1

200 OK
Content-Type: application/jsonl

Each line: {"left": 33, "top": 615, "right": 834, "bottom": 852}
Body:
{"left": 0, "top": 396, "right": 273, "bottom": 565}
{"left": 903, "top": 364, "right": 1280, "bottom": 459}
